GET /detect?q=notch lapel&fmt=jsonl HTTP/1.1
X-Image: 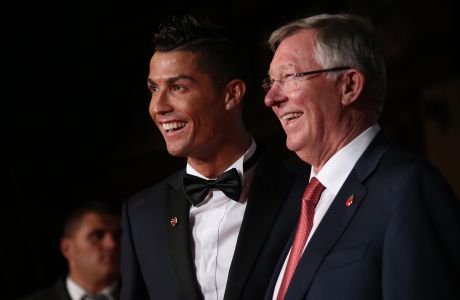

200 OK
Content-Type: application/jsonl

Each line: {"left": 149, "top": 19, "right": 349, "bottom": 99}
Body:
{"left": 285, "top": 171, "right": 367, "bottom": 299}
{"left": 285, "top": 132, "right": 391, "bottom": 300}
{"left": 224, "top": 154, "right": 305, "bottom": 300}
{"left": 164, "top": 172, "right": 202, "bottom": 300}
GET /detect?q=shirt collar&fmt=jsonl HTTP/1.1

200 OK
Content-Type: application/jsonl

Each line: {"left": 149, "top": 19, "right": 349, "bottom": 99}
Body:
{"left": 186, "top": 138, "right": 257, "bottom": 183}
{"left": 66, "top": 276, "right": 118, "bottom": 300}
{"left": 311, "top": 124, "right": 380, "bottom": 195}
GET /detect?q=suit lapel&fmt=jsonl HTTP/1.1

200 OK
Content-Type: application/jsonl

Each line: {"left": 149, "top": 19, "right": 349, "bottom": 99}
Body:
{"left": 164, "top": 171, "right": 202, "bottom": 300}
{"left": 53, "top": 277, "right": 72, "bottom": 300}
{"left": 285, "top": 132, "right": 391, "bottom": 299}
{"left": 286, "top": 171, "right": 367, "bottom": 299}
{"left": 224, "top": 153, "right": 304, "bottom": 300}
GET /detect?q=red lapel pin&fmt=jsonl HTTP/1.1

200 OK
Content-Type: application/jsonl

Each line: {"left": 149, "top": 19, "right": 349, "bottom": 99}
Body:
{"left": 345, "top": 195, "right": 354, "bottom": 207}
{"left": 170, "top": 217, "right": 178, "bottom": 227}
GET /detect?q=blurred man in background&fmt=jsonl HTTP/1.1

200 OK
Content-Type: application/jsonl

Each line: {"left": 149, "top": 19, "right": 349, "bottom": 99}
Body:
{"left": 20, "top": 202, "right": 121, "bottom": 300}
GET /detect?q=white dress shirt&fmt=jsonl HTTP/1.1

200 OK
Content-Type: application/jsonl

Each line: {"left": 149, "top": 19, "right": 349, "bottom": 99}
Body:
{"left": 66, "top": 276, "right": 117, "bottom": 300}
{"left": 273, "top": 124, "right": 380, "bottom": 299}
{"left": 188, "top": 139, "right": 257, "bottom": 300}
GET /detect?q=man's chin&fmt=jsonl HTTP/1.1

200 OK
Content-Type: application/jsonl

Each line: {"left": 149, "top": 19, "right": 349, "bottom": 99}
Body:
{"left": 286, "top": 140, "right": 311, "bottom": 162}
{"left": 97, "top": 265, "right": 120, "bottom": 276}
{"left": 163, "top": 141, "right": 186, "bottom": 156}
{"left": 166, "top": 146, "right": 187, "bottom": 158}
{"left": 286, "top": 138, "right": 301, "bottom": 153}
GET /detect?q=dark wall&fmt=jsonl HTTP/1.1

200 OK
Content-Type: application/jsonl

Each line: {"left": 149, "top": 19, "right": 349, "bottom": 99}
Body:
{"left": 5, "top": 0, "right": 458, "bottom": 299}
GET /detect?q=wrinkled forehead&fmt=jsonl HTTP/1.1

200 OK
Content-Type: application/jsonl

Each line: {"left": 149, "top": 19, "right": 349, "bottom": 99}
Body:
{"left": 269, "top": 30, "right": 319, "bottom": 75}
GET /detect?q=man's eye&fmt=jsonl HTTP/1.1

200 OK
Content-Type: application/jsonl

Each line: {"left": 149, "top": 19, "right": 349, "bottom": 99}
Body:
{"left": 172, "top": 85, "right": 186, "bottom": 92}
{"left": 148, "top": 85, "right": 159, "bottom": 94}
{"left": 89, "top": 230, "right": 105, "bottom": 241}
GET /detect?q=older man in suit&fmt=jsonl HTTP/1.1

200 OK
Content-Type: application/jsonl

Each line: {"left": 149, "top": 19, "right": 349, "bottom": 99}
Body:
{"left": 20, "top": 202, "right": 121, "bottom": 300}
{"left": 262, "top": 13, "right": 460, "bottom": 300}
{"left": 120, "top": 15, "right": 305, "bottom": 300}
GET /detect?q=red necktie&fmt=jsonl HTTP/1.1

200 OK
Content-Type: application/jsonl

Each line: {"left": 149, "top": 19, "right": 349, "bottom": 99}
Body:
{"left": 277, "top": 177, "right": 325, "bottom": 300}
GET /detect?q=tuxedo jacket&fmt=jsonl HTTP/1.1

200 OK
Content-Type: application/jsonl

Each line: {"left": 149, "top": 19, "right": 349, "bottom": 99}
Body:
{"left": 265, "top": 133, "right": 460, "bottom": 300}
{"left": 19, "top": 277, "right": 121, "bottom": 300}
{"left": 121, "top": 149, "right": 308, "bottom": 300}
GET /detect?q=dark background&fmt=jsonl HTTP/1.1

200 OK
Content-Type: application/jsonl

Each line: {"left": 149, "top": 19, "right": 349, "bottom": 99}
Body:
{"left": 4, "top": 0, "right": 459, "bottom": 299}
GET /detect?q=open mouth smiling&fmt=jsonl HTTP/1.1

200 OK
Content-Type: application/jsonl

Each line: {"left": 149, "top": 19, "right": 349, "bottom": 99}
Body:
{"left": 161, "top": 121, "right": 187, "bottom": 133}
{"left": 281, "top": 112, "right": 303, "bottom": 121}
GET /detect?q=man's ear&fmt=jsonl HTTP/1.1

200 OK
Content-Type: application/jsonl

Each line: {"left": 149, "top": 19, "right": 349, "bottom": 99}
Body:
{"left": 60, "top": 238, "right": 71, "bottom": 259}
{"left": 340, "top": 69, "right": 365, "bottom": 106}
{"left": 224, "top": 79, "right": 246, "bottom": 110}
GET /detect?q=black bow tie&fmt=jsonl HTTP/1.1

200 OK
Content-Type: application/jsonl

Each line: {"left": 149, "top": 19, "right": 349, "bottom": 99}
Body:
{"left": 183, "top": 168, "right": 241, "bottom": 207}
{"left": 183, "top": 145, "right": 261, "bottom": 207}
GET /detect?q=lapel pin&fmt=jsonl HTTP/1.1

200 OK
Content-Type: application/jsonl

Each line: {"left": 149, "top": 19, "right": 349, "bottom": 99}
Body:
{"left": 345, "top": 195, "right": 354, "bottom": 207}
{"left": 170, "top": 217, "right": 178, "bottom": 227}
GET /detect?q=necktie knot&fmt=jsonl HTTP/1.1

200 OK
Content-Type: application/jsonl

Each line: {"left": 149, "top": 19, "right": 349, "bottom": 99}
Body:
{"left": 302, "top": 177, "right": 325, "bottom": 206}
{"left": 183, "top": 168, "right": 241, "bottom": 206}
{"left": 81, "top": 294, "right": 109, "bottom": 300}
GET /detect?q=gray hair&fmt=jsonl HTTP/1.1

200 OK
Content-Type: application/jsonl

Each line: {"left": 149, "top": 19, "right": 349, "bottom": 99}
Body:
{"left": 268, "top": 13, "right": 386, "bottom": 112}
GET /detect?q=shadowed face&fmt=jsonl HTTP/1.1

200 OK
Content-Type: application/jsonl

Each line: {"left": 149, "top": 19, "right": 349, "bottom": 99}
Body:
{"left": 61, "top": 212, "right": 121, "bottom": 285}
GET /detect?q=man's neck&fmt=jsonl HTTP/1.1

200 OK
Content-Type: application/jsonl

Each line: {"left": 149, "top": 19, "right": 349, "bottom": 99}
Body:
{"left": 188, "top": 134, "right": 251, "bottom": 178}
{"left": 311, "top": 118, "right": 375, "bottom": 173}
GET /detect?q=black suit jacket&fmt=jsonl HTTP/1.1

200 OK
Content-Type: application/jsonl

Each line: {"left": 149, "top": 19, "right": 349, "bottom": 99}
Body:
{"left": 121, "top": 149, "right": 308, "bottom": 300}
{"left": 265, "top": 133, "right": 460, "bottom": 300}
{"left": 19, "top": 277, "right": 120, "bottom": 300}
{"left": 19, "top": 278, "right": 71, "bottom": 300}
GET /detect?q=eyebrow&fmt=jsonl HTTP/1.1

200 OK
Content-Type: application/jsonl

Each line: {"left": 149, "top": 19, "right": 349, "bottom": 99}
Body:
{"left": 268, "top": 63, "right": 298, "bottom": 77}
{"left": 147, "top": 74, "right": 197, "bottom": 86}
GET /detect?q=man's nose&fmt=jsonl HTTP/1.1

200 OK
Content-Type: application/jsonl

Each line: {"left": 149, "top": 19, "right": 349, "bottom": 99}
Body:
{"left": 264, "top": 83, "right": 286, "bottom": 108}
{"left": 149, "top": 89, "right": 172, "bottom": 115}
{"left": 103, "top": 233, "right": 120, "bottom": 249}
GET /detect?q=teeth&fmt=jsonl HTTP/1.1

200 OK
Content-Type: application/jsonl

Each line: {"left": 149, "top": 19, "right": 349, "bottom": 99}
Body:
{"left": 162, "top": 122, "right": 186, "bottom": 132}
{"left": 281, "top": 112, "right": 302, "bottom": 120}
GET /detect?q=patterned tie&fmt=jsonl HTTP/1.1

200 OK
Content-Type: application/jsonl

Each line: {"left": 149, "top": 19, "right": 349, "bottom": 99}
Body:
{"left": 276, "top": 177, "right": 325, "bottom": 300}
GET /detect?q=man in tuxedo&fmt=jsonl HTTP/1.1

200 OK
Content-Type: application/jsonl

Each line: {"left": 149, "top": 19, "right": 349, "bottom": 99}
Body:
{"left": 20, "top": 202, "right": 121, "bottom": 300}
{"left": 262, "top": 13, "right": 460, "bottom": 300}
{"left": 120, "top": 15, "right": 305, "bottom": 300}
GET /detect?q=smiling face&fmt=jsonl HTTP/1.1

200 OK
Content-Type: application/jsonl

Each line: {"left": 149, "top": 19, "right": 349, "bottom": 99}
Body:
{"left": 148, "top": 50, "right": 230, "bottom": 161}
{"left": 264, "top": 30, "right": 345, "bottom": 166}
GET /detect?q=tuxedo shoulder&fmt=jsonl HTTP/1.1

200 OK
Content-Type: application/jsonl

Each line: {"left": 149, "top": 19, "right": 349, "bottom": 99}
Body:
{"left": 256, "top": 148, "right": 310, "bottom": 176}
{"left": 125, "top": 169, "right": 184, "bottom": 205}
{"left": 280, "top": 156, "right": 310, "bottom": 174}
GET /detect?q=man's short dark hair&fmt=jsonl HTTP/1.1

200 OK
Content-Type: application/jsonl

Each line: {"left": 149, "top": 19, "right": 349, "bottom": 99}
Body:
{"left": 62, "top": 201, "right": 120, "bottom": 238}
{"left": 153, "top": 15, "right": 248, "bottom": 90}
